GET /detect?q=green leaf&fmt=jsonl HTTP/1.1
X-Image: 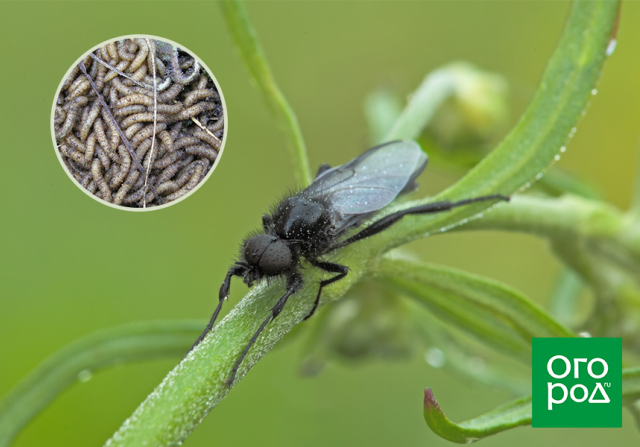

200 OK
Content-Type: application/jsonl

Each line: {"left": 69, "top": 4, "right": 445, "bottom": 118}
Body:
{"left": 414, "top": 303, "right": 531, "bottom": 395}
{"left": 623, "top": 367, "right": 640, "bottom": 405}
{"left": 367, "top": 0, "right": 620, "bottom": 253}
{"left": 548, "top": 268, "right": 584, "bottom": 327}
{"left": 0, "top": 320, "right": 205, "bottom": 447}
{"left": 423, "top": 388, "right": 531, "bottom": 444}
{"left": 220, "top": 0, "right": 312, "bottom": 185}
{"left": 389, "top": 277, "right": 532, "bottom": 361}
{"left": 424, "top": 367, "right": 640, "bottom": 444}
{"left": 376, "top": 256, "right": 573, "bottom": 361}
{"left": 535, "top": 169, "right": 602, "bottom": 200}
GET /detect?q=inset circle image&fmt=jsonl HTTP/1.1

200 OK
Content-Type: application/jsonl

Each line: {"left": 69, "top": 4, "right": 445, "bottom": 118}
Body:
{"left": 52, "top": 35, "right": 227, "bottom": 210}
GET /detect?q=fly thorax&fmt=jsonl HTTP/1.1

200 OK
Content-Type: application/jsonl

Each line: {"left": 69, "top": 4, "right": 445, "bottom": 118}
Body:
{"left": 274, "top": 198, "right": 327, "bottom": 239}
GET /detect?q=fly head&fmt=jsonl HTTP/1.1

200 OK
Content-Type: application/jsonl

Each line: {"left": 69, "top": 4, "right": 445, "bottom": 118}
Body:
{"left": 244, "top": 233, "right": 294, "bottom": 276}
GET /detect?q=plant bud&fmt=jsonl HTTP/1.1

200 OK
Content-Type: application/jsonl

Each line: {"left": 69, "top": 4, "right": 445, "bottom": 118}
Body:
{"left": 299, "top": 280, "right": 417, "bottom": 376}
{"left": 427, "top": 62, "right": 509, "bottom": 148}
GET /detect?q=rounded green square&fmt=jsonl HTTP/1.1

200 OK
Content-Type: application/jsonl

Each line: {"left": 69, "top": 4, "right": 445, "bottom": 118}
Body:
{"left": 532, "top": 337, "right": 622, "bottom": 428}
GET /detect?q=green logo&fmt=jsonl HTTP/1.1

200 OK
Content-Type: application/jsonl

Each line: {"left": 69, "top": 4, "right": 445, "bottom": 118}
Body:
{"left": 532, "top": 337, "right": 621, "bottom": 428}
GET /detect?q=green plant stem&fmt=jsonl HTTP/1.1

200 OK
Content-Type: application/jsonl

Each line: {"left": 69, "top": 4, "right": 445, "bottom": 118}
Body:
{"left": 551, "top": 237, "right": 640, "bottom": 342}
{"left": 220, "top": 0, "right": 312, "bottom": 185}
{"left": 456, "top": 194, "right": 640, "bottom": 268}
{"left": 0, "top": 321, "right": 204, "bottom": 447}
{"left": 103, "top": 2, "right": 619, "bottom": 446}
{"left": 104, "top": 260, "right": 364, "bottom": 447}
{"left": 384, "top": 69, "right": 455, "bottom": 142}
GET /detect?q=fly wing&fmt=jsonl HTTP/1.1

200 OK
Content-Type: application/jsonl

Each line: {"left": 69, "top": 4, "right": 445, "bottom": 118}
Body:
{"left": 305, "top": 140, "right": 428, "bottom": 215}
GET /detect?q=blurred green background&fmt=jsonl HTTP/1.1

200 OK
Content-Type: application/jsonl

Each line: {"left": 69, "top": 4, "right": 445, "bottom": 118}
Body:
{"left": 1, "top": 1, "right": 640, "bottom": 446}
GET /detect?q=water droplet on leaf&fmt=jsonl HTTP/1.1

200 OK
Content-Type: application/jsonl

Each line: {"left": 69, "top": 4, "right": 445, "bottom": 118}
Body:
{"left": 425, "top": 347, "right": 445, "bottom": 368}
{"left": 78, "top": 369, "right": 93, "bottom": 383}
{"left": 468, "top": 357, "right": 485, "bottom": 374}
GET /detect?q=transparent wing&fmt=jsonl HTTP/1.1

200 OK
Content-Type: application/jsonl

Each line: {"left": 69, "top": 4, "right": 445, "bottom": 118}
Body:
{"left": 305, "top": 140, "right": 428, "bottom": 215}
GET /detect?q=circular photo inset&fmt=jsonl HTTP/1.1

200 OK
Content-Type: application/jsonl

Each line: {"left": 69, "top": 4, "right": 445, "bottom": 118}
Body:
{"left": 52, "top": 35, "right": 226, "bottom": 210}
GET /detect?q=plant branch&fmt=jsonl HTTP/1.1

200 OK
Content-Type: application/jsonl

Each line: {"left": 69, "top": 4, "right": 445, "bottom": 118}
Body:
{"left": 455, "top": 194, "right": 640, "bottom": 268}
{"left": 220, "top": 0, "right": 312, "bottom": 185}
{"left": 103, "top": 2, "right": 620, "bottom": 446}
{"left": 384, "top": 68, "right": 455, "bottom": 142}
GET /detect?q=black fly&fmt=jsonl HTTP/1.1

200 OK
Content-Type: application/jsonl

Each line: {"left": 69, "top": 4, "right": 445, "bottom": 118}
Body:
{"left": 189, "top": 140, "right": 508, "bottom": 384}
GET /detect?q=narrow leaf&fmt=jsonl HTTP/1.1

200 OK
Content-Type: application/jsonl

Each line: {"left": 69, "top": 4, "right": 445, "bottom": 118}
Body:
{"left": 414, "top": 305, "right": 531, "bottom": 395}
{"left": 623, "top": 367, "right": 640, "bottom": 405}
{"left": 0, "top": 321, "right": 204, "bottom": 447}
{"left": 548, "top": 268, "right": 584, "bottom": 326}
{"left": 387, "top": 277, "right": 532, "bottom": 362}
{"left": 220, "top": 0, "right": 312, "bottom": 184}
{"left": 376, "top": 256, "right": 574, "bottom": 357}
{"left": 424, "top": 367, "right": 640, "bottom": 443}
{"left": 423, "top": 388, "right": 531, "bottom": 444}
{"left": 536, "top": 169, "right": 602, "bottom": 200}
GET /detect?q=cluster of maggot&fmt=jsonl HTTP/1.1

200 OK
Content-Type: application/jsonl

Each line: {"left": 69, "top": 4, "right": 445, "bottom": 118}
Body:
{"left": 54, "top": 38, "right": 224, "bottom": 208}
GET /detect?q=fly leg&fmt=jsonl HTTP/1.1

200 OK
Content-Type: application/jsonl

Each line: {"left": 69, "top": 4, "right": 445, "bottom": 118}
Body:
{"left": 187, "top": 264, "right": 246, "bottom": 354}
{"left": 335, "top": 195, "right": 509, "bottom": 249}
{"left": 226, "top": 272, "right": 303, "bottom": 385}
{"left": 303, "top": 260, "right": 349, "bottom": 320}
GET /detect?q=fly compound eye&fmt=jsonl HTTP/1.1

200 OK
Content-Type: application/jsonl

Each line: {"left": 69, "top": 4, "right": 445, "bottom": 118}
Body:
{"left": 244, "top": 234, "right": 274, "bottom": 265}
{"left": 260, "top": 240, "right": 292, "bottom": 274}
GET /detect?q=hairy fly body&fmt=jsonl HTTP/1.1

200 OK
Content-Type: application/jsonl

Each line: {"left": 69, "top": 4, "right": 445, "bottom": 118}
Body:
{"left": 189, "top": 140, "right": 508, "bottom": 384}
